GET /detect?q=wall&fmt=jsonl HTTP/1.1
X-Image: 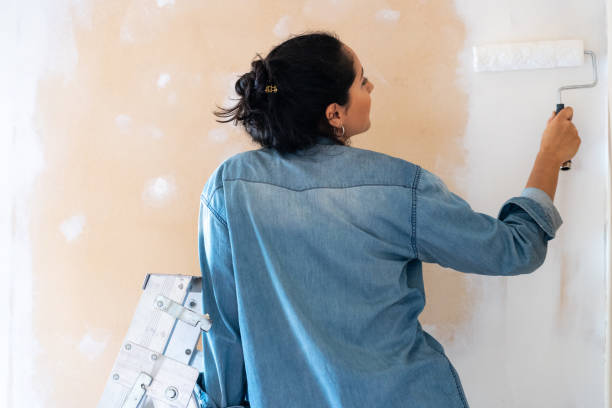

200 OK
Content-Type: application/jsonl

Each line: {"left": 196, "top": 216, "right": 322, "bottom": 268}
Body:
{"left": 452, "top": 1, "right": 609, "bottom": 407}
{"left": 1, "top": 0, "right": 608, "bottom": 407}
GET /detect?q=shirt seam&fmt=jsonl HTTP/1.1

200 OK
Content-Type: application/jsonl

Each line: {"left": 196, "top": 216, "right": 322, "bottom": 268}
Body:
{"left": 200, "top": 192, "right": 228, "bottom": 227}
{"left": 206, "top": 185, "right": 224, "bottom": 200}
{"left": 222, "top": 177, "right": 414, "bottom": 192}
{"left": 411, "top": 166, "right": 422, "bottom": 260}
{"left": 427, "top": 345, "right": 469, "bottom": 408}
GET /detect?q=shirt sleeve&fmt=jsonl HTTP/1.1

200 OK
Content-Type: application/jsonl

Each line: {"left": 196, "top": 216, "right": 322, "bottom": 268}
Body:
{"left": 415, "top": 167, "right": 563, "bottom": 276}
{"left": 197, "top": 189, "right": 249, "bottom": 408}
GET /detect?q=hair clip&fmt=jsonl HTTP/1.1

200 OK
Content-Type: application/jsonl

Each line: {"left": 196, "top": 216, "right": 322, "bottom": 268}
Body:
{"left": 264, "top": 85, "right": 278, "bottom": 93}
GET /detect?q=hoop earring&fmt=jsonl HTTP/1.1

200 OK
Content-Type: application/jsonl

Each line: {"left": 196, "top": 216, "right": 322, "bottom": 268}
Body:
{"left": 335, "top": 125, "right": 345, "bottom": 139}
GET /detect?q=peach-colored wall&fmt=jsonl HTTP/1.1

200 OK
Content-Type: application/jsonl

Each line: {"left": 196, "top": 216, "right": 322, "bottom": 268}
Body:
{"left": 2, "top": 0, "right": 609, "bottom": 407}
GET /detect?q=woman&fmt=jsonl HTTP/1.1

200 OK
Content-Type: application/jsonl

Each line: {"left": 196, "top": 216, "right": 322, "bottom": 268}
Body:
{"left": 197, "top": 31, "right": 578, "bottom": 407}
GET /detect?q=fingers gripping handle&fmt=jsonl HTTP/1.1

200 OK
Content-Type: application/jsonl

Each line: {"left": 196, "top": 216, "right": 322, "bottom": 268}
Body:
{"left": 556, "top": 103, "right": 572, "bottom": 171}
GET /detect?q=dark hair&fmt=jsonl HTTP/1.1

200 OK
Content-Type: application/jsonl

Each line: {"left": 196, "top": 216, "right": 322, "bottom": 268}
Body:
{"left": 213, "top": 31, "right": 355, "bottom": 154}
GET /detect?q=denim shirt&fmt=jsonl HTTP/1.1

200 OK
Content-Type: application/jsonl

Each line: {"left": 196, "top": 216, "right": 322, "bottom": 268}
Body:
{"left": 197, "top": 136, "right": 563, "bottom": 408}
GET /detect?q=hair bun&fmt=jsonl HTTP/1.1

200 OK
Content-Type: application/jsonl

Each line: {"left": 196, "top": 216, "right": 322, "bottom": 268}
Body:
{"left": 251, "top": 57, "right": 271, "bottom": 91}
{"left": 235, "top": 56, "right": 272, "bottom": 99}
{"left": 235, "top": 71, "right": 255, "bottom": 98}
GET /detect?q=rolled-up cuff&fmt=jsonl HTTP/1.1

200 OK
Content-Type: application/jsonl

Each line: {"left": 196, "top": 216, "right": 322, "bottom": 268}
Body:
{"left": 497, "top": 187, "right": 563, "bottom": 240}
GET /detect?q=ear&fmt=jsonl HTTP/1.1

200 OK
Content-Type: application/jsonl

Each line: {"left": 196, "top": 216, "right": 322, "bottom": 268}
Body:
{"left": 325, "top": 103, "right": 343, "bottom": 128}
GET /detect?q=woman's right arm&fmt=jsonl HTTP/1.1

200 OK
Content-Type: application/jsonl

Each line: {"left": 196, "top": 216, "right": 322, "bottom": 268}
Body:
{"left": 415, "top": 166, "right": 563, "bottom": 276}
{"left": 414, "top": 107, "right": 579, "bottom": 275}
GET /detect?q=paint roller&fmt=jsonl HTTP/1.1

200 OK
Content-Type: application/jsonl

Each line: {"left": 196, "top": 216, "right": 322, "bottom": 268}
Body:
{"left": 472, "top": 39, "right": 598, "bottom": 171}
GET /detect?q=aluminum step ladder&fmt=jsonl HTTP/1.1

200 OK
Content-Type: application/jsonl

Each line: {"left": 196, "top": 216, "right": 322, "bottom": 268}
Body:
{"left": 98, "top": 274, "right": 212, "bottom": 408}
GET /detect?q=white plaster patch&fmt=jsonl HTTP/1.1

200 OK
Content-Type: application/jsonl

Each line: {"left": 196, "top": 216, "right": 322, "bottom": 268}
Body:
{"left": 59, "top": 214, "right": 85, "bottom": 242}
{"left": 157, "top": 0, "right": 175, "bottom": 7}
{"left": 273, "top": 15, "right": 291, "bottom": 39}
{"left": 146, "top": 125, "right": 164, "bottom": 139}
{"left": 115, "top": 114, "right": 132, "bottom": 133}
{"left": 142, "top": 176, "right": 176, "bottom": 207}
{"left": 157, "top": 73, "right": 171, "bottom": 88}
{"left": 78, "top": 330, "right": 110, "bottom": 361}
{"left": 167, "top": 91, "right": 177, "bottom": 105}
{"left": 375, "top": 8, "right": 400, "bottom": 22}
{"left": 119, "top": 24, "right": 135, "bottom": 43}
{"left": 208, "top": 128, "right": 229, "bottom": 143}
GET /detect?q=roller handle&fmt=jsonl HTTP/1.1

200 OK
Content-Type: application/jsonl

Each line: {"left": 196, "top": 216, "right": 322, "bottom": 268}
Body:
{"left": 556, "top": 103, "right": 572, "bottom": 171}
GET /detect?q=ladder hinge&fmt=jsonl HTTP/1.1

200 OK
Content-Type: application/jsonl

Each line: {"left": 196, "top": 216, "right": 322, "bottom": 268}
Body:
{"left": 154, "top": 295, "right": 212, "bottom": 332}
{"left": 121, "top": 372, "right": 153, "bottom": 408}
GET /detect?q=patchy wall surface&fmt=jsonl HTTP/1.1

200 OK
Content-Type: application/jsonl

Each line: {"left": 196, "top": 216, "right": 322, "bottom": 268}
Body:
{"left": 451, "top": 1, "right": 609, "bottom": 407}
{"left": 2, "top": 0, "right": 608, "bottom": 407}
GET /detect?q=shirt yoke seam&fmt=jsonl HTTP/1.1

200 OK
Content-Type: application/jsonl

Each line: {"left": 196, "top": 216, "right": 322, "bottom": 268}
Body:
{"left": 221, "top": 177, "right": 415, "bottom": 192}
{"left": 201, "top": 171, "right": 422, "bottom": 241}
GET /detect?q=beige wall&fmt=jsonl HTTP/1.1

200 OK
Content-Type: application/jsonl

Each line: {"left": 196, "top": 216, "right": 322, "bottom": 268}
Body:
{"left": 2, "top": 0, "right": 609, "bottom": 407}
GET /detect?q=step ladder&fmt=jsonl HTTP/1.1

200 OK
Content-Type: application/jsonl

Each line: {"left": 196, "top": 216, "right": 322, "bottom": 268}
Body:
{"left": 98, "top": 273, "right": 212, "bottom": 408}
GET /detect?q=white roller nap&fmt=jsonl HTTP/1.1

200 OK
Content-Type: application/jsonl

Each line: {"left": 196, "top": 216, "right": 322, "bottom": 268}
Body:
{"left": 472, "top": 40, "right": 584, "bottom": 72}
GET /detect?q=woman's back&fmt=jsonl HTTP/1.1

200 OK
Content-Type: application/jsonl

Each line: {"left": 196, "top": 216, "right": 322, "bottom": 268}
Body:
{"left": 197, "top": 137, "right": 561, "bottom": 407}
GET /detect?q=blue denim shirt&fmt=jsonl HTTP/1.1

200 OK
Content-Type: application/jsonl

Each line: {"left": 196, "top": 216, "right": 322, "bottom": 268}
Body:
{"left": 197, "top": 136, "right": 563, "bottom": 408}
